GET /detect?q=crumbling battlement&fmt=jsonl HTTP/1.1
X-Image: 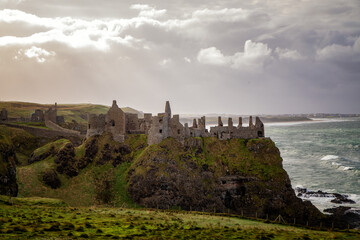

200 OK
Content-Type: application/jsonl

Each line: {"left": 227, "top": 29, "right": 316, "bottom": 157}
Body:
{"left": 147, "top": 101, "right": 264, "bottom": 145}
{"left": 86, "top": 100, "right": 152, "bottom": 142}
{"left": 209, "top": 116, "right": 264, "bottom": 140}
{"left": 147, "top": 102, "right": 185, "bottom": 145}
{"left": 86, "top": 100, "right": 265, "bottom": 144}
{"left": 31, "top": 109, "right": 44, "bottom": 122}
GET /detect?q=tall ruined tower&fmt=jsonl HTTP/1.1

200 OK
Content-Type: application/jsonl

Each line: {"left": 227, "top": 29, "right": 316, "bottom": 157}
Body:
{"left": 105, "top": 100, "right": 126, "bottom": 142}
{"left": 165, "top": 101, "right": 171, "bottom": 117}
{"left": 163, "top": 101, "right": 171, "bottom": 138}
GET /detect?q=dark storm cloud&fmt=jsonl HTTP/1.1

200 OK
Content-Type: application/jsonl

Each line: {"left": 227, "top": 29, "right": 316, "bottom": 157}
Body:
{"left": 0, "top": 0, "right": 359, "bottom": 114}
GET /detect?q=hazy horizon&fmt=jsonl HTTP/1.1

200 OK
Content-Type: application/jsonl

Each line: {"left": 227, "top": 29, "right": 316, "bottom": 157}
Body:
{"left": 1, "top": 100, "right": 359, "bottom": 116}
{"left": 1, "top": 1, "right": 359, "bottom": 115}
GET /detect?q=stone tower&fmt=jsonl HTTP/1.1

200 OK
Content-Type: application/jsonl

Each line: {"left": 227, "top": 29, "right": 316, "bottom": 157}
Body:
{"left": 165, "top": 101, "right": 171, "bottom": 117}
{"left": 105, "top": 100, "right": 126, "bottom": 142}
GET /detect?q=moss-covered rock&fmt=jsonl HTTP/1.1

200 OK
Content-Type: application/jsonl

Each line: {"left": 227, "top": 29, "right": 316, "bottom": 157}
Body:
{"left": 42, "top": 169, "right": 61, "bottom": 189}
{"left": 0, "top": 135, "right": 18, "bottom": 196}
{"left": 127, "top": 137, "right": 325, "bottom": 225}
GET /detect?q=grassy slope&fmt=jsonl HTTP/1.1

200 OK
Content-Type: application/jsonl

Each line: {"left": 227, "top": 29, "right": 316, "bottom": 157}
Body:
{"left": 17, "top": 134, "right": 148, "bottom": 207}
{"left": 0, "top": 125, "right": 41, "bottom": 166}
{"left": 0, "top": 101, "right": 143, "bottom": 123}
{"left": 0, "top": 196, "right": 359, "bottom": 239}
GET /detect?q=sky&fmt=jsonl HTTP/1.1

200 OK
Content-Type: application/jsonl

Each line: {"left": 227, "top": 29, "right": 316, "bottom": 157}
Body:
{"left": 0, "top": 0, "right": 360, "bottom": 115}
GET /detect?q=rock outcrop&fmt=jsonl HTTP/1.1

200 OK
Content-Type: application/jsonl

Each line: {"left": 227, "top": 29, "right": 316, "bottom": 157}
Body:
{"left": 127, "top": 137, "right": 325, "bottom": 225}
{"left": 0, "top": 137, "right": 18, "bottom": 196}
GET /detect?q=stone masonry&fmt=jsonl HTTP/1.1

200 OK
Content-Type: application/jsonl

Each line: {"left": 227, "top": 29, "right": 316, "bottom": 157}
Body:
{"left": 31, "top": 109, "right": 45, "bottom": 122}
{"left": 0, "top": 108, "right": 8, "bottom": 121}
{"left": 86, "top": 100, "right": 152, "bottom": 142}
{"left": 86, "top": 100, "right": 265, "bottom": 145}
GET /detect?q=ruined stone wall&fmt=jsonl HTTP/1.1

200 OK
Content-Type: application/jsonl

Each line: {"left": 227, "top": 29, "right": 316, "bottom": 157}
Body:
{"left": 125, "top": 113, "right": 139, "bottom": 132}
{"left": 44, "top": 107, "right": 57, "bottom": 123}
{"left": 1, "top": 122, "right": 82, "bottom": 139}
{"left": 147, "top": 101, "right": 185, "bottom": 145}
{"left": 0, "top": 108, "right": 8, "bottom": 121}
{"left": 105, "top": 100, "right": 126, "bottom": 142}
{"left": 139, "top": 113, "right": 152, "bottom": 134}
{"left": 31, "top": 109, "right": 44, "bottom": 122}
{"left": 187, "top": 116, "right": 210, "bottom": 138}
{"left": 210, "top": 116, "right": 264, "bottom": 140}
{"left": 86, "top": 114, "right": 106, "bottom": 139}
{"left": 147, "top": 116, "right": 164, "bottom": 145}
{"left": 45, "top": 120, "right": 81, "bottom": 136}
{"left": 56, "top": 116, "right": 65, "bottom": 125}
{"left": 169, "top": 115, "right": 185, "bottom": 143}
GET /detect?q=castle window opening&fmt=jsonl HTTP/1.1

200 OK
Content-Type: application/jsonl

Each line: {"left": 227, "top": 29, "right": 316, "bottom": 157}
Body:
{"left": 258, "top": 131, "right": 263, "bottom": 137}
{"left": 177, "top": 129, "right": 180, "bottom": 134}
{"left": 110, "top": 120, "right": 115, "bottom": 127}
{"left": 88, "top": 124, "right": 91, "bottom": 129}
{"left": 159, "top": 129, "right": 162, "bottom": 133}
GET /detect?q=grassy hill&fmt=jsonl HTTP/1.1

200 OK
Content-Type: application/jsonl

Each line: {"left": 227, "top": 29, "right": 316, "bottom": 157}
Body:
{"left": 0, "top": 101, "right": 143, "bottom": 124}
{"left": 0, "top": 196, "right": 359, "bottom": 239}
{"left": 16, "top": 132, "right": 147, "bottom": 207}
{"left": 1, "top": 124, "right": 360, "bottom": 238}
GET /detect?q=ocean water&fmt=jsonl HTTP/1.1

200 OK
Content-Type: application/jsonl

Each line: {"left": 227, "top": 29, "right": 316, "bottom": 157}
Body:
{"left": 266, "top": 118, "right": 360, "bottom": 211}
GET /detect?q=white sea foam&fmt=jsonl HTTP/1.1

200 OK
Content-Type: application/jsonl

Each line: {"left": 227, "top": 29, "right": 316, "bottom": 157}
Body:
{"left": 294, "top": 187, "right": 360, "bottom": 212}
{"left": 321, "top": 155, "right": 339, "bottom": 161}
{"left": 341, "top": 166, "right": 355, "bottom": 171}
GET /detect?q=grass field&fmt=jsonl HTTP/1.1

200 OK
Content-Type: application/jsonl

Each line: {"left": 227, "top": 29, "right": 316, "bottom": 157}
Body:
{"left": 0, "top": 196, "right": 359, "bottom": 239}
{"left": 0, "top": 101, "right": 143, "bottom": 124}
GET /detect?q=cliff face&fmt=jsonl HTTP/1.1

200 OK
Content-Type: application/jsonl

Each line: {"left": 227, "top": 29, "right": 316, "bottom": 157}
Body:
{"left": 0, "top": 125, "right": 44, "bottom": 197}
{"left": 0, "top": 136, "right": 18, "bottom": 197}
{"left": 127, "top": 137, "right": 324, "bottom": 224}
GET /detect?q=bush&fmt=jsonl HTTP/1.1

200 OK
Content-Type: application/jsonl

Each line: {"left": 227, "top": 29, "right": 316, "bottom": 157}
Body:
{"left": 42, "top": 169, "right": 61, "bottom": 189}
{"left": 93, "top": 169, "right": 115, "bottom": 205}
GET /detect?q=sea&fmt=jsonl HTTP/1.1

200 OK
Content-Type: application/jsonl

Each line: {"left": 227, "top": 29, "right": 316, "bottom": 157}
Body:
{"left": 266, "top": 118, "right": 360, "bottom": 212}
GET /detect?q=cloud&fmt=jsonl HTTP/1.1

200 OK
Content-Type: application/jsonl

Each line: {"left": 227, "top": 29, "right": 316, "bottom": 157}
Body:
{"left": 191, "top": 8, "right": 250, "bottom": 23}
{"left": 0, "top": 1, "right": 360, "bottom": 114}
{"left": 159, "top": 58, "right": 171, "bottom": 66}
{"left": 184, "top": 57, "right": 191, "bottom": 63}
{"left": 197, "top": 40, "right": 272, "bottom": 70}
{"left": 317, "top": 37, "right": 360, "bottom": 60}
{"left": 197, "top": 47, "right": 228, "bottom": 66}
{"left": 275, "top": 48, "right": 303, "bottom": 60}
{"left": 18, "top": 46, "right": 56, "bottom": 63}
{"left": 130, "top": 4, "right": 167, "bottom": 19}
{"left": 0, "top": 9, "right": 143, "bottom": 50}
{"left": 316, "top": 36, "right": 360, "bottom": 71}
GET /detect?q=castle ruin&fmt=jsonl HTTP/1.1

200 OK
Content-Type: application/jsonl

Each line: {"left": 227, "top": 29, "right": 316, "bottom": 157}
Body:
{"left": 86, "top": 101, "right": 265, "bottom": 145}
{"left": 44, "top": 103, "right": 65, "bottom": 125}
{"left": 86, "top": 100, "right": 152, "bottom": 142}
{"left": 31, "top": 109, "right": 45, "bottom": 122}
{"left": 0, "top": 108, "right": 8, "bottom": 121}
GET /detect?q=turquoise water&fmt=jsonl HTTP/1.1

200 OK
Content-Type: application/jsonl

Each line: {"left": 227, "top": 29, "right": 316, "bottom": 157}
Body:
{"left": 266, "top": 118, "right": 360, "bottom": 210}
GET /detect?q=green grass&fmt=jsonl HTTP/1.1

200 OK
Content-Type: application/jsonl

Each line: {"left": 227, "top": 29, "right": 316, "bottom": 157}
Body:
{"left": 0, "top": 197, "right": 358, "bottom": 239}
{"left": 0, "top": 125, "right": 41, "bottom": 165}
{"left": 32, "top": 138, "right": 69, "bottom": 157}
{"left": 16, "top": 134, "right": 148, "bottom": 207}
{"left": 0, "top": 195, "right": 66, "bottom": 207}
{"left": 0, "top": 101, "right": 143, "bottom": 124}
{"left": 10, "top": 122, "right": 49, "bottom": 129}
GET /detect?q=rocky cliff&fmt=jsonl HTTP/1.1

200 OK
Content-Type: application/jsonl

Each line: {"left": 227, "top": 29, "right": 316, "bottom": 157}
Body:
{"left": 127, "top": 137, "right": 325, "bottom": 225}
{"left": 0, "top": 135, "right": 18, "bottom": 196}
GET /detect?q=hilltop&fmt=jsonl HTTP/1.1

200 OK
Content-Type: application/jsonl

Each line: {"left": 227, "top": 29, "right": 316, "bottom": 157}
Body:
{"left": 0, "top": 101, "right": 143, "bottom": 124}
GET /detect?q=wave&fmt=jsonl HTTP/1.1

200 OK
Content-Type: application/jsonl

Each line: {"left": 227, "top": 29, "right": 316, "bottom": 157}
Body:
{"left": 321, "top": 155, "right": 339, "bottom": 161}
{"left": 294, "top": 185, "right": 360, "bottom": 212}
